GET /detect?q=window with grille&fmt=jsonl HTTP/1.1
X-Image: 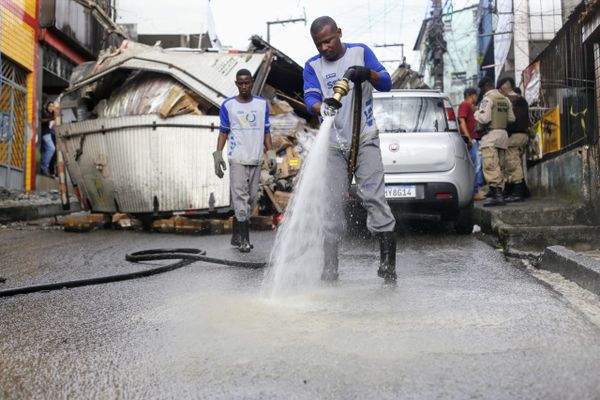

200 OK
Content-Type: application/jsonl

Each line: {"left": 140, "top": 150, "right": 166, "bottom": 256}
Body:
{"left": 0, "top": 57, "right": 28, "bottom": 171}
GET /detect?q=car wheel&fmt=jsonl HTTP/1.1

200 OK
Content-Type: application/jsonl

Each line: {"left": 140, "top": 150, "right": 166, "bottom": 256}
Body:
{"left": 454, "top": 201, "right": 474, "bottom": 234}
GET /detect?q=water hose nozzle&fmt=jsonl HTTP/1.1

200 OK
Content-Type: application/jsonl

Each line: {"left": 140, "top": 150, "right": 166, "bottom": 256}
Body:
{"left": 328, "top": 78, "right": 350, "bottom": 109}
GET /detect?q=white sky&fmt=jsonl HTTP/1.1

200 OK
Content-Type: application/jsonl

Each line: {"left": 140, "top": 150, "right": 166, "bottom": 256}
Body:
{"left": 116, "top": 0, "right": 434, "bottom": 69}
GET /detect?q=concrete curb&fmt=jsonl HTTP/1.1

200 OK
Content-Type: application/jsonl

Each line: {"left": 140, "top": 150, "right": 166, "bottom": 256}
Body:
{"left": 0, "top": 202, "right": 81, "bottom": 224}
{"left": 474, "top": 202, "right": 600, "bottom": 252}
{"left": 540, "top": 246, "right": 600, "bottom": 295}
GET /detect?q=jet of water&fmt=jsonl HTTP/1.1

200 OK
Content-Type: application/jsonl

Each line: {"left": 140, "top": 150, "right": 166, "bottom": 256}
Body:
{"left": 262, "top": 117, "right": 335, "bottom": 298}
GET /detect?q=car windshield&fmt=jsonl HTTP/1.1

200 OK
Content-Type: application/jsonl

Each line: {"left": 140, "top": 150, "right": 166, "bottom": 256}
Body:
{"left": 373, "top": 96, "right": 449, "bottom": 133}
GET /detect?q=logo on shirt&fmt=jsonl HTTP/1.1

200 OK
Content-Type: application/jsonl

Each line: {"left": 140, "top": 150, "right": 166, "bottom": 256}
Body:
{"left": 245, "top": 112, "right": 257, "bottom": 123}
{"left": 238, "top": 110, "right": 258, "bottom": 128}
{"left": 325, "top": 73, "right": 338, "bottom": 90}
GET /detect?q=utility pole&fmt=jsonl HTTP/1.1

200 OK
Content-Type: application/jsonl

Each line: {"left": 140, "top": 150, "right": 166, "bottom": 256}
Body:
{"left": 429, "top": 0, "right": 445, "bottom": 91}
{"left": 375, "top": 43, "right": 405, "bottom": 64}
{"left": 266, "top": 17, "right": 306, "bottom": 43}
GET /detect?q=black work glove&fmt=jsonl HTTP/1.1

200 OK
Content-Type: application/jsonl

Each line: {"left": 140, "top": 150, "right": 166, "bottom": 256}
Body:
{"left": 345, "top": 66, "right": 371, "bottom": 84}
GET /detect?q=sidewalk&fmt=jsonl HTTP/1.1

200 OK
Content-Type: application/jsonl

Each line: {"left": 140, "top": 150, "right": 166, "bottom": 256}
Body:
{"left": 474, "top": 197, "right": 600, "bottom": 252}
{"left": 0, "top": 187, "right": 81, "bottom": 224}
{"left": 474, "top": 196, "right": 600, "bottom": 296}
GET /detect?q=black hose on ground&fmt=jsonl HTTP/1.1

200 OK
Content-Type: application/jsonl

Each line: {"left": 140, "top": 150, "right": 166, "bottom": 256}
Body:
{"left": 0, "top": 248, "right": 267, "bottom": 298}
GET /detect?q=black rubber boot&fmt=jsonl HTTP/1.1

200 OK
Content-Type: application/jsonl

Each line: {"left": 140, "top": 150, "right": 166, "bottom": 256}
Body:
{"left": 377, "top": 232, "right": 397, "bottom": 283}
{"left": 505, "top": 181, "right": 525, "bottom": 203}
{"left": 321, "top": 240, "right": 339, "bottom": 282}
{"left": 503, "top": 182, "right": 514, "bottom": 197}
{"left": 238, "top": 221, "right": 252, "bottom": 253}
{"left": 523, "top": 181, "right": 531, "bottom": 198}
{"left": 483, "top": 186, "right": 506, "bottom": 207}
{"left": 231, "top": 219, "right": 241, "bottom": 247}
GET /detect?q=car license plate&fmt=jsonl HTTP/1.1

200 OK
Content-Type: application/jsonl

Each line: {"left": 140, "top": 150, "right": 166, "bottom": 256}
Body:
{"left": 385, "top": 185, "right": 416, "bottom": 199}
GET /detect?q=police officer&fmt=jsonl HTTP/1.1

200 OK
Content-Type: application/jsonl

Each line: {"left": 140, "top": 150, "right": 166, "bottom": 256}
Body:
{"left": 498, "top": 77, "right": 530, "bottom": 202}
{"left": 303, "top": 16, "right": 396, "bottom": 283}
{"left": 476, "top": 76, "right": 515, "bottom": 207}
{"left": 213, "top": 69, "right": 277, "bottom": 253}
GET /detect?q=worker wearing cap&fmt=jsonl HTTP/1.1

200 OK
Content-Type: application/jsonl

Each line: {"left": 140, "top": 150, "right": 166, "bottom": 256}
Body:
{"left": 476, "top": 76, "right": 516, "bottom": 207}
{"left": 303, "top": 16, "right": 396, "bottom": 283}
{"left": 213, "top": 69, "right": 277, "bottom": 253}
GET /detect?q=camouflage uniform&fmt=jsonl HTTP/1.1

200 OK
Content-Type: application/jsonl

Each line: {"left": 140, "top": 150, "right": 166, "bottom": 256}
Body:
{"left": 475, "top": 89, "right": 515, "bottom": 189}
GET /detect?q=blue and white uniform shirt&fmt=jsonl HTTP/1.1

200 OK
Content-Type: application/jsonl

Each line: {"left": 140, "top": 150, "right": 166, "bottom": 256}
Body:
{"left": 303, "top": 43, "right": 392, "bottom": 147}
{"left": 219, "top": 96, "right": 270, "bottom": 165}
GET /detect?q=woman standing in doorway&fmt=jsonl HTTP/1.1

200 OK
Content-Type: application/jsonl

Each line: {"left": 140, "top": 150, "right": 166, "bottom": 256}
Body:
{"left": 40, "top": 101, "right": 57, "bottom": 177}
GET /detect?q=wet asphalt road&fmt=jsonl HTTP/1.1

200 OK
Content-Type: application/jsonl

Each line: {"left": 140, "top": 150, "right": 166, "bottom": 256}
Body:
{"left": 1, "top": 226, "right": 600, "bottom": 399}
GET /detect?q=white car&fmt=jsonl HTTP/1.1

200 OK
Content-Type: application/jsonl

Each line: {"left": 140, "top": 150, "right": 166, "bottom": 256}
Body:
{"left": 347, "top": 89, "right": 475, "bottom": 234}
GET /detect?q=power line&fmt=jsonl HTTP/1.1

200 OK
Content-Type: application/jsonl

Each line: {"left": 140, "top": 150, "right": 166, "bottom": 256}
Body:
{"left": 266, "top": 17, "right": 306, "bottom": 43}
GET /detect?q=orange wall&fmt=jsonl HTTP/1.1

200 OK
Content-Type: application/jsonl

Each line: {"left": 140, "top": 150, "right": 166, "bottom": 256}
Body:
{"left": 0, "top": 0, "right": 39, "bottom": 190}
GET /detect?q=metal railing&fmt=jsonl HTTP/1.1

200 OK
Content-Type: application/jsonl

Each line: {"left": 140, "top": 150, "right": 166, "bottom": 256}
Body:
{"left": 532, "top": 2, "right": 598, "bottom": 149}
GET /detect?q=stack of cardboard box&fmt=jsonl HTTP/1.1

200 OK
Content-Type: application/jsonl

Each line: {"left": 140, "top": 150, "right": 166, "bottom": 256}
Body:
{"left": 259, "top": 96, "right": 318, "bottom": 216}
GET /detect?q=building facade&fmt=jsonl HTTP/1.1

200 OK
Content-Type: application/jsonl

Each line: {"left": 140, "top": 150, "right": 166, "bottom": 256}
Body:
{"left": 0, "top": 0, "right": 39, "bottom": 190}
{"left": 37, "top": 0, "right": 120, "bottom": 189}
{"left": 1, "top": 0, "right": 120, "bottom": 191}
{"left": 441, "top": 5, "right": 481, "bottom": 106}
{"left": 414, "top": 3, "right": 482, "bottom": 106}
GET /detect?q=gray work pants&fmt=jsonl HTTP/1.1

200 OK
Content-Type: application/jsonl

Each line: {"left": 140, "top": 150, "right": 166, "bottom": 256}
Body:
{"left": 229, "top": 162, "right": 261, "bottom": 222}
{"left": 325, "top": 138, "right": 395, "bottom": 239}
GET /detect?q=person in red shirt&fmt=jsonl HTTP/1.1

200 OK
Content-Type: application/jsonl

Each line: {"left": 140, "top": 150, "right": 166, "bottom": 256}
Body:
{"left": 458, "top": 88, "right": 485, "bottom": 201}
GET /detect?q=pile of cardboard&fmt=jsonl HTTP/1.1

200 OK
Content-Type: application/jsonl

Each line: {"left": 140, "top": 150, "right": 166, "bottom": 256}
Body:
{"left": 100, "top": 72, "right": 205, "bottom": 118}
{"left": 258, "top": 94, "right": 319, "bottom": 214}
{"left": 63, "top": 213, "right": 274, "bottom": 234}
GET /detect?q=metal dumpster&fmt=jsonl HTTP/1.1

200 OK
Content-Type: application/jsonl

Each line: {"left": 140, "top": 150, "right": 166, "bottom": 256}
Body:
{"left": 54, "top": 41, "right": 277, "bottom": 217}
{"left": 56, "top": 114, "right": 229, "bottom": 215}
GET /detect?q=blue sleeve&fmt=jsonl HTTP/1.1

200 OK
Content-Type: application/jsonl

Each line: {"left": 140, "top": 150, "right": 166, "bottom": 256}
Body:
{"left": 362, "top": 44, "right": 392, "bottom": 92}
{"left": 264, "top": 100, "right": 271, "bottom": 134}
{"left": 219, "top": 101, "right": 230, "bottom": 133}
{"left": 303, "top": 61, "right": 322, "bottom": 115}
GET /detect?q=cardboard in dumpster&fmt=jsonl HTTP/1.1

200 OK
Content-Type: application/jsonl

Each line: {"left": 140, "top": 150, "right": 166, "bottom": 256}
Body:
{"left": 65, "top": 40, "right": 269, "bottom": 115}
{"left": 114, "top": 217, "right": 143, "bottom": 230}
{"left": 250, "top": 215, "right": 274, "bottom": 231}
{"left": 63, "top": 213, "right": 111, "bottom": 232}
{"left": 273, "top": 191, "right": 292, "bottom": 210}
{"left": 271, "top": 135, "right": 294, "bottom": 153}
{"left": 63, "top": 216, "right": 94, "bottom": 232}
{"left": 277, "top": 147, "right": 302, "bottom": 178}
{"left": 270, "top": 97, "right": 294, "bottom": 115}
{"left": 269, "top": 111, "right": 306, "bottom": 139}
{"left": 173, "top": 216, "right": 211, "bottom": 235}
{"left": 103, "top": 72, "right": 205, "bottom": 119}
{"left": 209, "top": 219, "right": 233, "bottom": 235}
{"left": 152, "top": 218, "right": 175, "bottom": 233}
{"left": 256, "top": 96, "right": 318, "bottom": 215}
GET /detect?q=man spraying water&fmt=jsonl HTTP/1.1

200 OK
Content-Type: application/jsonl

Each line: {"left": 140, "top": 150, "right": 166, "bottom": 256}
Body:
{"left": 303, "top": 16, "right": 397, "bottom": 283}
